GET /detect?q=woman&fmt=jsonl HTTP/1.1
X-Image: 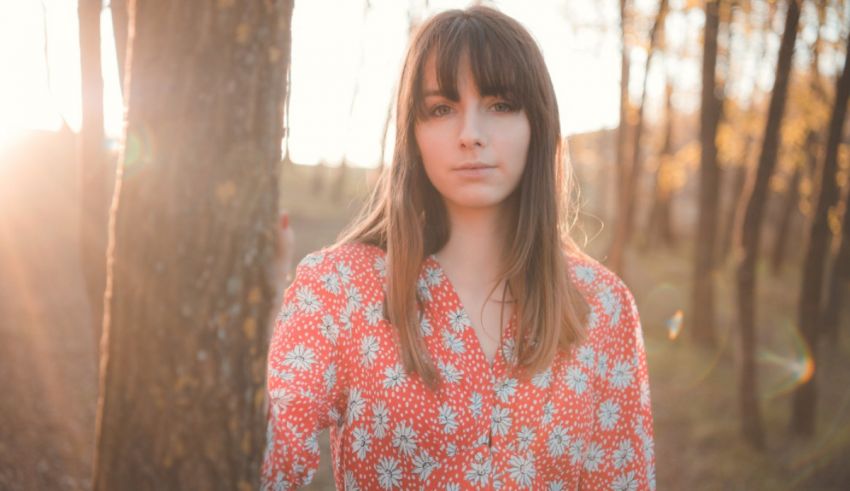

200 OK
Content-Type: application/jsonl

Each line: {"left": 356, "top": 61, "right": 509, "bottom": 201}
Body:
{"left": 262, "top": 6, "right": 655, "bottom": 490}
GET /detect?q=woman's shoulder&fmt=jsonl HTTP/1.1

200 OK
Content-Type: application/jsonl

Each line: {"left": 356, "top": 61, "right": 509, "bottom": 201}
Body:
{"left": 293, "top": 241, "right": 387, "bottom": 285}
{"left": 565, "top": 250, "right": 631, "bottom": 298}
{"left": 564, "top": 250, "right": 640, "bottom": 336}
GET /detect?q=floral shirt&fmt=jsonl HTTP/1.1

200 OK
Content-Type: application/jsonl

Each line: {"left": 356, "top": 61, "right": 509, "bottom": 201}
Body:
{"left": 261, "top": 243, "right": 655, "bottom": 490}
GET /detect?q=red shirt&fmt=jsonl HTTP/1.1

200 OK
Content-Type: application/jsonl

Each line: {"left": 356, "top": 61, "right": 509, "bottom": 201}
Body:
{"left": 261, "top": 243, "right": 655, "bottom": 490}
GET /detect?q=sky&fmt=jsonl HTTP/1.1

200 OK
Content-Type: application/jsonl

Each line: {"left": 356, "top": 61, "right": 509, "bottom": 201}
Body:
{"left": 0, "top": 0, "right": 846, "bottom": 167}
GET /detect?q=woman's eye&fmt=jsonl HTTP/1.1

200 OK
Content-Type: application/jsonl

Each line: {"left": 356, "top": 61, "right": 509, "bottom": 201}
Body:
{"left": 430, "top": 105, "right": 452, "bottom": 117}
{"left": 492, "top": 101, "right": 515, "bottom": 112}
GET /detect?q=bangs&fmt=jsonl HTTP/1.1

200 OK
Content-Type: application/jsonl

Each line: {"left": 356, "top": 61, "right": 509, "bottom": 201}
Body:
{"left": 412, "top": 13, "right": 536, "bottom": 119}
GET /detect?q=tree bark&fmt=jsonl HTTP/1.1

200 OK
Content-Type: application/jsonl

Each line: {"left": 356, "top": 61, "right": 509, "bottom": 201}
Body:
{"left": 643, "top": 79, "right": 677, "bottom": 250}
{"left": 692, "top": 0, "right": 722, "bottom": 348}
{"left": 111, "top": 0, "right": 129, "bottom": 92}
{"left": 822, "top": 178, "right": 850, "bottom": 344}
{"left": 790, "top": 23, "right": 850, "bottom": 437}
{"left": 92, "top": 1, "right": 294, "bottom": 489}
{"left": 78, "top": 0, "right": 108, "bottom": 354}
{"left": 734, "top": 0, "right": 801, "bottom": 449}
{"left": 606, "top": 0, "right": 631, "bottom": 274}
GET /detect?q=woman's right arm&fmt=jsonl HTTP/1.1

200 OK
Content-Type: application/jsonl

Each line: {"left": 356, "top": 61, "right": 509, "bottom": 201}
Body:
{"left": 260, "top": 251, "right": 347, "bottom": 490}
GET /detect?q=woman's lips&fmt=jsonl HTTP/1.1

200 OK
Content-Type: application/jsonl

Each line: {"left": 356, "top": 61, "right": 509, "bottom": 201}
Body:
{"left": 453, "top": 163, "right": 496, "bottom": 178}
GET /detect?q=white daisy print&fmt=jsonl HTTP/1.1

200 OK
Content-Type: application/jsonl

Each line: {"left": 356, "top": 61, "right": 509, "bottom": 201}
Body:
{"left": 596, "top": 351, "right": 609, "bottom": 377}
{"left": 542, "top": 401, "right": 555, "bottom": 425}
{"left": 420, "top": 315, "right": 433, "bottom": 337}
{"left": 374, "top": 255, "right": 387, "bottom": 277}
{"left": 295, "top": 286, "right": 321, "bottom": 314}
{"left": 352, "top": 426, "right": 372, "bottom": 460}
{"left": 438, "top": 359, "right": 463, "bottom": 384}
{"left": 531, "top": 368, "right": 552, "bottom": 389}
{"left": 365, "top": 301, "right": 384, "bottom": 326}
{"left": 283, "top": 344, "right": 315, "bottom": 371}
{"left": 276, "top": 302, "right": 297, "bottom": 324}
{"left": 347, "top": 388, "right": 366, "bottom": 424}
{"left": 491, "top": 406, "right": 512, "bottom": 436}
{"left": 583, "top": 442, "right": 605, "bottom": 472}
{"left": 319, "top": 314, "right": 339, "bottom": 343}
{"left": 360, "top": 336, "right": 380, "bottom": 367}
{"left": 376, "top": 456, "right": 402, "bottom": 489}
{"left": 447, "top": 309, "right": 471, "bottom": 332}
{"left": 469, "top": 392, "right": 483, "bottom": 418}
{"left": 345, "top": 286, "right": 362, "bottom": 312}
{"left": 417, "top": 278, "right": 432, "bottom": 302}
{"left": 442, "top": 329, "right": 466, "bottom": 354}
{"left": 574, "top": 265, "right": 596, "bottom": 284}
{"left": 412, "top": 450, "right": 439, "bottom": 481}
{"left": 495, "top": 378, "right": 518, "bottom": 402}
{"left": 344, "top": 470, "right": 360, "bottom": 491}
{"left": 383, "top": 363, "right": 407, "bottom": 389}
{"left": 300, "top": 252, "right": 324, "bottom": 267}
{"left": 465, "top": 456, "right": 492, "bottom": 487}
{"left": 577, "top": 345, "right": 595, "bottom": 368}
{"left": 547, "top": 425, "right": 570, "bottom": 457}
{"left": 507, "top": 453, "right": 536, "bottom": 488}
{"left": 323, "top": 363, "right": 337, "bottom": 392}
{"left": 612, "top": 471, "right": 638, "bottom": 491}
{"left": 424, "top": 266, "right": 441, "bottom": 286}
{"left": 609, "top": 359, "right": 634, "bottom": 389}
{"left": 392, "top": 421, "right": 418, "bottom": 457}
{"left": 598, "top": 399, "right": 621, "bottom": 430}
{"left": 320, "top": 272, "right": 341, "bottom": 294}
{"left": 438, "top": 403, "right": 458, "bottom": 434}
{"left": 371, "top": 401, "right": 390, "bottom": 438}
{"left": 335, "top": 262, "right": 352, "bottom": 284}
{"left": 569, "top": 438, "right": 584, "bottom": 465}
{"left": 565, "top": 366, "right": 588, "bottom": 394}
{"left": 613, "top": 439, "right": 635, "bottom": 469}
{"left": 517, "top": 425, "right": 535, "bottom": 451}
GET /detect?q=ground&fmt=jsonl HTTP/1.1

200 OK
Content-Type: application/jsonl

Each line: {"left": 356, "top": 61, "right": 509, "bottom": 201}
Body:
{"left": 1, "top": 149, "right": 849, "bottom": 490}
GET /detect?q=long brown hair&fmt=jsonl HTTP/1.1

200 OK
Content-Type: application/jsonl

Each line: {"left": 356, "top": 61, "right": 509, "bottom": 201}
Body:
{"left": 336, "top": 6, "right": 590, "bottom": 389}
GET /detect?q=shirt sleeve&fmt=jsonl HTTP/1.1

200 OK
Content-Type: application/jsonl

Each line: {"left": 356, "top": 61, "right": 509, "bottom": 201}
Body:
{"left": 260, "top": 253, "right": 347, "bottom": 490}
{"left": 580, "top": 280, "right": 656, "bottom": 490}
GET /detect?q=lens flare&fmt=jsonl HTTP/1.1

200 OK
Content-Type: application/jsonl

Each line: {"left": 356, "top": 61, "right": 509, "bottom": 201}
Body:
{"left": 666, "top": 309, "right": 684, "bottom": 340}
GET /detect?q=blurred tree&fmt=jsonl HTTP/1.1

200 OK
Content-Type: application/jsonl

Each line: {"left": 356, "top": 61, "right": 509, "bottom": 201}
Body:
{"left": 111, "top": 0, "right": 128, "bottom": 92}
{"left": 78, "top": 0, "right": 109, "bottom": 354}
{"left": 735, "top": 0, "right": 801, "bottom": 449}
{"left": 643, "top": 76, "right": 678, "bottom": 250}
{"left": 620, "top": 0, "right": 669, "bottom": 258}
{"left": 692, "top": 0, "right": 722, "bottom": 349}
{"left": 606, "top": 0, "right": 632, "bottom": 275}
{"left": 92, "top": 0, "right": 294, "bottom": 489}
{"left": 823, "top": 160, "right": 850, "bottom": 344}
{"left": 790, "top": 24, "right": 850, "bottom": 437}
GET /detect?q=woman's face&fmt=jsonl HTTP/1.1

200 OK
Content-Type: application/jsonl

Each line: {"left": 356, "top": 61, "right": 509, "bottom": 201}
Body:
{"left": 413, "top": 54, "right": 531, "bottom": 215}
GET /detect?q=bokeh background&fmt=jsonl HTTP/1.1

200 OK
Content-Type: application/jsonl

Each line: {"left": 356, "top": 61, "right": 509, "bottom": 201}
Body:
{"left": 1, "top": 0, "right": 849, "bottom": 489}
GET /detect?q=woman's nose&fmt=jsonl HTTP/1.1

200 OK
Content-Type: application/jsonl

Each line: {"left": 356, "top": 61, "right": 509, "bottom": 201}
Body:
{"left": 458, "top": 109, "right": 485, "bottom": 148}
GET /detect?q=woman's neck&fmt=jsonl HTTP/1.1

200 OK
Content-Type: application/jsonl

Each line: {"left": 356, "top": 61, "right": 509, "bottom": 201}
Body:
{"left": 434, "top": 203, "right": 510, "bottom": 290}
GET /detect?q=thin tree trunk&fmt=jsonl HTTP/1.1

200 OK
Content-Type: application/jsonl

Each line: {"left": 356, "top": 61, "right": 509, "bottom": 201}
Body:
{"left": 606, "top": 0, "right": 631, "bottom": 274}
{"left": 692, "top": 0, "right": 722, "bottom": 348}
{"left": 92, "top": 0, "right": 294, "bottom": 488}
{"left": 718, "top": 144, "right": 750, "bottom": 264}
{"left": 78, "top": 0, "right": 108, "bottom": 354}
{"left": 735, "top": 0, "right": 801, "bottom": 449}
{"left": 790, "top": 24, "right": 850, "bottom": 437}
{"left": 643, "top": 79, "right": 677, "bottom": 250}
{"left": 823, "top": 177, "right": 850, "bottom": 344}
{"left": 769, "top": 159, "right": 802, "bottom": 275}
{"left": 622, "top": 0, "right": 668, "bottom": 246}
{"left": 111, "top": 0, "right": 128, "bottom": 92}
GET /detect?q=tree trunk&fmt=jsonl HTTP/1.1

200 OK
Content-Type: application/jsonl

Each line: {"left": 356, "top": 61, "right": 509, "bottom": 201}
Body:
{"left": 692, "top": 0, "right": 722, "bottom": 348}
{"left": 622, "top": 0, "right": 668, "bottom": 247}
{"left": 606, "top": 0, "right": 631, "bottom": 275}
{"left": 718, "top": 145, "right": 750, "bottom": 264}
{"left": 790, "top": 24, "right": 850, "bottom": 437}
{"left": 111, "top": 0, "right": 128, "bottom": 92}
{"left": 770, "top": 131, "right": 816, "bottom": 275}
{"left": 643, "top": 79, "right": 677, "bottom": 251}
{"left": 822, "top": 178, "right": 850, "bottom": 344}
{"left": 92, "top": 1, "right": 294, "bottom": 489}
{"left": 734, "top": 0, "right": 800, "bottom": 449}
{"left": 78, "top": 0, "right": 108, "bottom": 354}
